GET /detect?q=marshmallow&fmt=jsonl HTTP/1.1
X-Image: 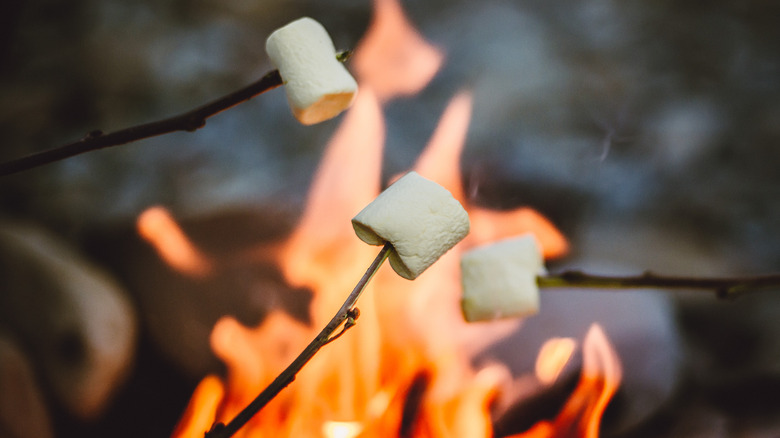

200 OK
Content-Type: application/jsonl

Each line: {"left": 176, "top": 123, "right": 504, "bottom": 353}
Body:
{"left": 352, "top": 171, "right": 470, "bottom": 280}
{"left": 460, "top": 234, "right": 546, "bottom": 322}
{"left": 266, "top": 17, "right": 358, "bottom": 125}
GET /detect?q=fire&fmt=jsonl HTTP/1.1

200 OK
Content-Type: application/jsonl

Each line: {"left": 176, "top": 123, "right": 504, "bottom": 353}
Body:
{"left": 137, "top": 206, "right": 212, "bottom": 277}
{"left": 352, "top": 0, "right": 443, "bottom": 101}
{"left": 534, "top": 337, "right": 576, "bottom": 386}
{"left": 164, "top": 1, "right": 618, "bottom": 437}
{"left": 511, "top": 325, "right": 622, "bottom": 438}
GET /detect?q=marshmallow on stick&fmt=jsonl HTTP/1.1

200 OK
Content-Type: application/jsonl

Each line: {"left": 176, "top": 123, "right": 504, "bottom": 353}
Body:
{"left": 352, "top": 171, "right": 470, "bottom": 280}
{"left": 460, "top": 234, "right": 546, "bottom": 322}
{"left": 266, "top": 17, "right": 358, "bottom": 125}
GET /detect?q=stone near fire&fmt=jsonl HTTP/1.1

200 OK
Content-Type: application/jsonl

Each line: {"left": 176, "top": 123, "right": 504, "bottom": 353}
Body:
{"left": 0, "top": 332, "right": 54, "bottom": 438}
{"left": 352, "top": 171, "right": 470, "bottom": 280}
{"left": 460, "top": 234, "right": 545, "bottom": 322}
{"left": 266, "top": 17, "right": 358, "bottom": 125}
{"left": 0, "top": 222, "right": 136, "bottom": 419}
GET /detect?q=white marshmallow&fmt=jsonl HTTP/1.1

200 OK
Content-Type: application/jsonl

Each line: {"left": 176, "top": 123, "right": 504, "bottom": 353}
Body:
{"left": 352, "top": 171, "right": 470, "bottom": 280}
{"left": 265, "top": 17, "right": 358, "bottom": 125}
{"left": 460, "top": 234, "right": 546, "bottom": 322}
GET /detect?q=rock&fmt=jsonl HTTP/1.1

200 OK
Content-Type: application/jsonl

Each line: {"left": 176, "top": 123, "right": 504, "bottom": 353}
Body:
{"left": 91, "top": 206, "right": 310, "bottom": 378}
{"left": 0, "top": 331, "right": 53, "bottom": 438}
{"left": 0, "top": 221, "right": 137, "bottom": 419}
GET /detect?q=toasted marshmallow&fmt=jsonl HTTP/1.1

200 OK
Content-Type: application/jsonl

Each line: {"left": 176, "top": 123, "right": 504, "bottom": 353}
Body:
{"left": 265, "top": 17, "right": 358, "bottom": 125}
{"left": 460, "top": 234, "right": 546, "bottom": 322}
{"left": 352, "top": 171, "right": 469, "bottom": 280}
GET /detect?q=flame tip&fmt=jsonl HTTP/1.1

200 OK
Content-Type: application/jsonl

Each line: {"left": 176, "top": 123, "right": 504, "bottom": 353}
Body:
{"left": 174, "top": 0, "right": 583, "bottom": 436}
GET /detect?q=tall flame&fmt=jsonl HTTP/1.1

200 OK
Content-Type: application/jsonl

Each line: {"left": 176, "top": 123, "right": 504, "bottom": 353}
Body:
{"left": 352, "top": 0, "right": 444, "bottom": 101}
{"left": 511, "top": 324, "right": 623, "bottom": 438}
{"left": 163, "top": 1, "right": 621, "bottom": 437}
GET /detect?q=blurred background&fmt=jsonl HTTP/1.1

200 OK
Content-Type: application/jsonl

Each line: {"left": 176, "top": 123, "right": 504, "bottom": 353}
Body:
{"left": 1, "top": 0, "right": 779, "bottom": 436}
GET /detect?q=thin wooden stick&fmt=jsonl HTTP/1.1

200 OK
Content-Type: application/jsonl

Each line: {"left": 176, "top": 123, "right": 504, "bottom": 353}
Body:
{"left": 0, "top": 70, "right": 281, "bottom": 176}
{"left": 0, "top": 50, "right": 353, "bottom": 176}
{"left": 204, "top": 242, "right": 392, "bottom": 438}
{"left": 538, "top": 271, "right": 780, "bottom": 299}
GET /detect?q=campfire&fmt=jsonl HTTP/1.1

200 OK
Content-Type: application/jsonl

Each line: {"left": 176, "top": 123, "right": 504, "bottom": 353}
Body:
{"left": 159, "top": 1, "right": 618, "bottom": 436}
{"left": 3, "top": 0, "right": 778, "bottom": 437}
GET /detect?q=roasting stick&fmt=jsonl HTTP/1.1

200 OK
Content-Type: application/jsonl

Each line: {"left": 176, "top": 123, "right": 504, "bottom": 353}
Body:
{"left": 0, "top": 19, "right": 355, "bottom": 176}
{"left": 0, "top": 69, "right": 285, "bottom": 176}
{"left": 459, "top": 235, "right": 780, "bottom": 324}
{"left": 537, "top": 271, "right": 780, "bottom": 299}
{"left": 208, "top": 172, "right": 469, "bottom": 438}
{"left": 205, "top": 243, "right": 392, "bottom": 438}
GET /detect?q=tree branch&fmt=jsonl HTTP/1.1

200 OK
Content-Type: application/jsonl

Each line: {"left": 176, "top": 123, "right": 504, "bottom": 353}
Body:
{"left": 204, "top": 243, "right": 392, "bottom": 438}
{"left": 538, "top": 271, "right": 780, "bottom": 299}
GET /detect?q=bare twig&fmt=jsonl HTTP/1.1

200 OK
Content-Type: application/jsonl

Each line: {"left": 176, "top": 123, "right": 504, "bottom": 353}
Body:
{"left": 205, "top": 242, "right": 392, "bottom": 438}
{"left": 0, "top": 70, "right": 281, "bottom": 176}
{"left": 0, "top": 50, "right": 354, "bottom": 176}
{"left": 538, "top": 271, "right": 780, "bottom": 299}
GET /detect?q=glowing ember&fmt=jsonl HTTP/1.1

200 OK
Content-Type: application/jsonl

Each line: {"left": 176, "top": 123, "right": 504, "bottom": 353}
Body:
{"left": 163, "top": 1, "right": 619, "bottom": 437}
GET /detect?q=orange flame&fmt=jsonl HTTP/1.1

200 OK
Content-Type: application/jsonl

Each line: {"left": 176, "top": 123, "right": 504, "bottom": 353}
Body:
{"left": 162, "top": 1, "right": 620, "bottom": 437}
{"left": 468, "top": 208, "right": 568, "bottom": 259}
{"left": 511, "top": 325, "right": 623, "bottom": 438}
{"left": 352, "top": 0, "right": 444, "bottom": 101}
{"left": 171, "top": 376, "right": 224, "bottom": 438}
{"left": 137, "top": 206, "right": 212, "bottom": 277}
{"left": 535, "top": 337, "right": 576, "bottom": 386}
{"left": 413, "top": 89, "right": 472, "bottom": 203}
